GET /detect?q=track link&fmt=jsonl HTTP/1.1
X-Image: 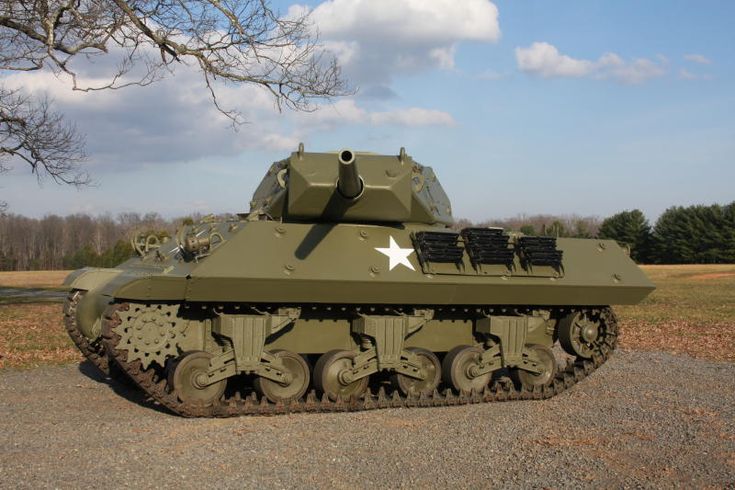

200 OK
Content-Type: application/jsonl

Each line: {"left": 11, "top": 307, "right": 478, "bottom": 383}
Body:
{"left": 63, "top": 290, "right": 111, "bottom": 375}
{"left": 99, "top": 303, "right": 618, "bottom": 418}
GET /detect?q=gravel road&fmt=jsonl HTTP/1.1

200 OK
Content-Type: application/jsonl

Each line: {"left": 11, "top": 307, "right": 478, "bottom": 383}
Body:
{"left": 1, "top": 349, "right": 734, "bottom": 489}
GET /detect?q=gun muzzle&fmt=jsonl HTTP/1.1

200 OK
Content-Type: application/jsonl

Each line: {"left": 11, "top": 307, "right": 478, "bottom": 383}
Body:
{"left": 337, "top": 149, "right": 363, "bottom": 199}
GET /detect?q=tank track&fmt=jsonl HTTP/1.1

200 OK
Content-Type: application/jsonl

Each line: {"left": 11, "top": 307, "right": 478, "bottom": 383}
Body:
{"left": 63, "top": 290, "right": 111, "bottom": 375}
{"left": 100, "top": 303, "right": 618, "bottom": 418}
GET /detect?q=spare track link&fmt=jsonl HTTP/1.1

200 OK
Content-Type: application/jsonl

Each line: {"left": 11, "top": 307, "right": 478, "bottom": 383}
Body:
{"left": 100, "top": 303, "right": 618, "bottom": 418}
{"left": 64, "top": 290, "right": 111, "bottom": 375}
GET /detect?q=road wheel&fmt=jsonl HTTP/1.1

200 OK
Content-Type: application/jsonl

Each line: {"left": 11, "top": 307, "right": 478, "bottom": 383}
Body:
{"left": 512, "top": 344, "right": 557, "bottom": 389}
{"left": 254, "top": 350, "right": 310, "bottom": 403}
{"left": 392, "top": 347, "right": 441, "bottom": 396}
{"left": 442, "top": 345, "right": 491, "bottom": 393}
{"left": 170, "top": 351, "right": 225, "bottom": 406}
{"left": 314, "top": 350, "right": 369, "bottom": 401}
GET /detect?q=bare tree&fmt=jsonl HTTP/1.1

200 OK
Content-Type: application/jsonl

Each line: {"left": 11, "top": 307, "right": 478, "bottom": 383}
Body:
{"left": 0, "top": 87, "right": 88, "bottom": 182}
{"left": 0, "top": 0, "right": 347, "bottom": 197}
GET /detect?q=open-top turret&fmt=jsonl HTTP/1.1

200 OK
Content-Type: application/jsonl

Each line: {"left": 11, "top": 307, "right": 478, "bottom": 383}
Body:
{"left": 62, "top": 144, "right": 654, "bottom": 418}
{"left": 248, "top": 145, "right": 453, "bottom": 225}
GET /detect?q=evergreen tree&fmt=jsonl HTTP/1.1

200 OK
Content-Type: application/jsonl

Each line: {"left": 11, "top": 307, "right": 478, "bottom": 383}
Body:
{"left": 598, "top": 209, "right": 652, "bottom": 263}
{"left": 653, "top": 202, "right": 735, "bottom": 263}
{"left": 519, "top": 224, "right": 536, "bottom": 236}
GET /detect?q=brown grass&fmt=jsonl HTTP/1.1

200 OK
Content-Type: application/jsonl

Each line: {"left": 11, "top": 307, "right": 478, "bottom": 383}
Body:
{"left": 0, "top": 270, "right": 71, "bottom": 288}
{"left": 0, "top": 302, "right": 81, "bottom": 369}
{"left": 617, "top": 264, "right": 735, "bottom": 363}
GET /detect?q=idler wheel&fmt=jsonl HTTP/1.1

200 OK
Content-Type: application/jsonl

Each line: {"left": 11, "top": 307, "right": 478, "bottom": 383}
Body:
{"left": 170, "top": 351, "right": 226, "bottom": 406}
{"left": 314, "top": 350, "right": 369, "bottom": 401}
{"left": 511, "top": 344, "right": 557, "bottom": 389}
{"left": 254, "top": 350, "right": 311, "bottom": 404}
{"left": 391, "top": 347, "right": 441, "bottom": 397}
{"left": 442, "top": 345, "right": 491, "bottom": 393}
{"left": 558, "top": 312, "right": 607, "bottom": 359}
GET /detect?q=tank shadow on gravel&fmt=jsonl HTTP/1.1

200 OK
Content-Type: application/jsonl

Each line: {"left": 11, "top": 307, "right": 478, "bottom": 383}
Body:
{"left": 77, "top": 361, "right": 173, "bottom": 416}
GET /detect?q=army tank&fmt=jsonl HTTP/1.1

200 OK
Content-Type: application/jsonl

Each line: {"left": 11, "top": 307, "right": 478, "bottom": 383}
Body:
{"left": 64, "top": 145, "right": 654, "bottom": 417}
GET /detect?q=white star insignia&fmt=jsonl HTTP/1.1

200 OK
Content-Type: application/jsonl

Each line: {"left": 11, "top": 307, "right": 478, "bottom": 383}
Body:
{"left": 375, "top": 236, "right": 416, "bottom": 271}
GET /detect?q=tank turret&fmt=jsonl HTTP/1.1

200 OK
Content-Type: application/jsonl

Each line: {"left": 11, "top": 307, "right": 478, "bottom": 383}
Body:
{"left": 248, "top": 144, "right": 453, "bottom": 225}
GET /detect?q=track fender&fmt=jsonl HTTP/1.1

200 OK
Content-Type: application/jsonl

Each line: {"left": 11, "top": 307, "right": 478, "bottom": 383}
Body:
{"left": 64, "top": 267, "right": 123, "bottom": 292}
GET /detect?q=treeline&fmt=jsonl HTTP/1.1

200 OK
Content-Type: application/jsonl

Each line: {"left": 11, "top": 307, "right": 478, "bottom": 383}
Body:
{"left": 453, "top": 215, "right": 602, "bottom": 239}
{"left": 0, "top": 213, "right": 181, "bottom": 271}
{"left": 457, "top": 203, "right": 734, "bottom": 264}
{"left": 0, "top": 203, "right": 732, "bottom": 270}
{"left": 597, "top": 203, "right": 735, "bottom": 264}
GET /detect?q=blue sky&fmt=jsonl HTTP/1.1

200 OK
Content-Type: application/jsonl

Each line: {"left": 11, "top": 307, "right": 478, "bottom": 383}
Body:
{"left": 2, "top": 0, "right": 733, "bottom": 223}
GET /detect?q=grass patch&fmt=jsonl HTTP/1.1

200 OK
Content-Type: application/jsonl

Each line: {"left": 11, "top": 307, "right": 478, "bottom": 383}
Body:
{"left": 617, "top": 264, "right": 735, "bottom": 362}
{"left": 0, "top": 303, "right": 81, "bottom": 369}
{"left": 0, "top": 271, "right": 70, "bottom": 305}
{"left": 0, "top": 270, "right": 71, "bottom": 289}
{"left": 0, "top": 271, "right": 72, "bottom": 289}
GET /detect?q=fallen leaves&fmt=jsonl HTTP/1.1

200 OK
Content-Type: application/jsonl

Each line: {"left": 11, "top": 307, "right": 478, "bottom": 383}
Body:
{"left": 0, "top": 303, "right": 81, "bottom": 369}
{"left": 619, "top": 319, "right": 735, "bottom": 362}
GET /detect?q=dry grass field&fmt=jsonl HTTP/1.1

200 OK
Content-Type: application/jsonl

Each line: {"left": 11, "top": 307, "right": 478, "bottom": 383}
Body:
{"left": 0, "top": 303, "right": 80, "bottom": 368}
{"left": 0, "top": 270, "right": 71, "bottom": 289}
{"left": 617, "top": 264, "right": 735, "bottom": 362}
{"left": 0, "top": 265, "right": 733, "bottom": 369}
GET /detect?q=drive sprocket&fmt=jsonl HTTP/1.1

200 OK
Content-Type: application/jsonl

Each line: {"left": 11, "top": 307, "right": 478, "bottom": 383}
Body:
{"left": 113, "top": 303, "right": 187, "bottom": 369}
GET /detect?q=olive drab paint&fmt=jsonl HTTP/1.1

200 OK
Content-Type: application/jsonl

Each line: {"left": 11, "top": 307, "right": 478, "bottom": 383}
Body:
{"left": 63, "top": 146, "right": 654, "bottom": 415}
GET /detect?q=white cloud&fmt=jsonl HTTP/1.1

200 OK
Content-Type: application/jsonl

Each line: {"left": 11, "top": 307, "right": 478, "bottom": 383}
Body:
{"left": 2, "top": 1, "right": 473, "bottom": 170}
{"left": 515, "top": 42, "right": 667, "bottom": 84}
{"left": 293, "top": 0, "right": 500, "bottom": 88}
{"left": 679, "top": 68, "right": 712, "bottom": 81}
{"left": 597, "top": 53, "right": 667, "bottom": 84}
{"left": 320, "top": 40, "right": 360, "bottom": 66}
{"left": 429, "top": 46, "right": 457, "bottom": 71}
{"left": 369, "top": 107, "right": 455, "bottom": 126}
{"left": 679, "top": 68, "right": 697, "bottom": 80}
{"left": 297, "top": 99, "right": 455, "bottom": 128}
{"left": 2, "top": 64, "right": 454, "bottom": 169}
{"left": 304, "top": 0, "right": 500, "bottom": 43}
{"left": 3, "top": 66, "right": 299, "bottom": 164}
{"left": 684, "top": 53, "right": 711, "bottom": 65}
{"left": 515, "top": 42, "right": 592, "bottom": 78}
{"left": 304, "top": 99, "right": 366, "bottom": 126}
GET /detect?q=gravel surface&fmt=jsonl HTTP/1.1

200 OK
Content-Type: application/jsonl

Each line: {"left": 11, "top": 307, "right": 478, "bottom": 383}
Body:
{"left": 1, "top": 349, "right": 734, "bottom": 489}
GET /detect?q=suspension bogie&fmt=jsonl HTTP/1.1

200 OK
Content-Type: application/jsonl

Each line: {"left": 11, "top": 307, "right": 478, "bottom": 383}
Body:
{"left": 94, "top": 300, "right": 616, "bottom": 415}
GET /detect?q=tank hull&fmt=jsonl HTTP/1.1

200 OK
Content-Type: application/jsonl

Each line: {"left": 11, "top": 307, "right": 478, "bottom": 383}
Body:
{"left": 61, "top": 147, "right": 654, "bottom": 416}
{"left": 73, "top": 221, "right": 653, "bottom": 306}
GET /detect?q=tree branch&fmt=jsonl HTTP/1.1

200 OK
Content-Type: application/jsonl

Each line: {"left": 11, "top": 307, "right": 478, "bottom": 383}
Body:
{"left": 0, "top": 86, "right": 88, "bottom": 186}
{"left": 0, "top": 0, "right": 350, "bottom": 121}
{"left": 0, "top": 0, "right": 350, "bottom": 190}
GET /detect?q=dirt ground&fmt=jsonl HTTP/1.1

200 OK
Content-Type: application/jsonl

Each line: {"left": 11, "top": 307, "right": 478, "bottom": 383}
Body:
{"left": 1, "top": 266, "right": 734, "bottom": 487}
{"left": 1, "top": 350, "right": 733, "bottom": 489}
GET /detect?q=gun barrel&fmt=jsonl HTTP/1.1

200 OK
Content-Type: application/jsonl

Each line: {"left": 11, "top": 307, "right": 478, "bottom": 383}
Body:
{"left": 337, "top": 149, "right": 363, "bottom": 199}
